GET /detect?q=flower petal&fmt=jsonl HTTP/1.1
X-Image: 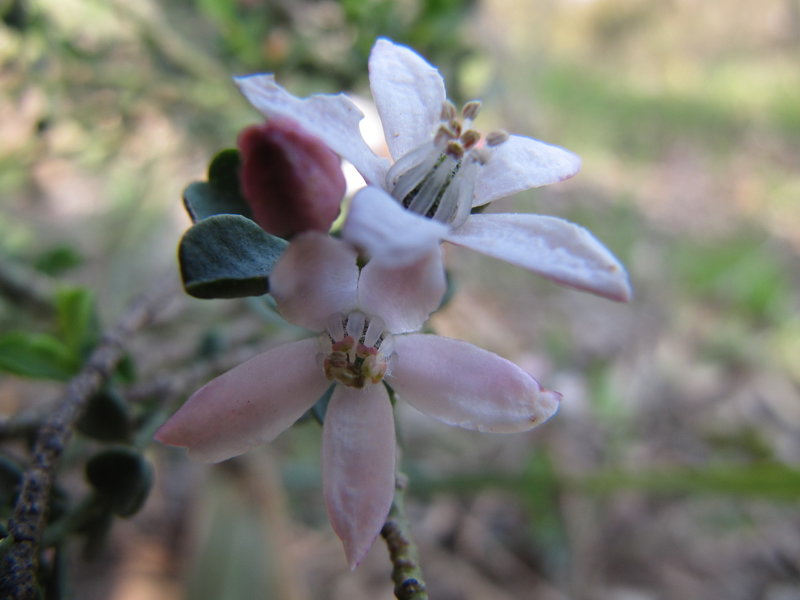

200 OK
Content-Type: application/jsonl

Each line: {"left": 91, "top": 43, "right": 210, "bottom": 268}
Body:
{"left": 389, "top": 334, "right": 560, "bottom": 432}
{"left": 368, "top": 38, "right": 446, "bottom": 162}
{"left": 446, "top": 213, "right": 632, "bottom": 302}
{"left": 155, "top": 339, "right": 328, "bottom": 463}
{"left": 323, "top": 384, "right": 396, "bottom": 569}
{"left": 235, "top": 74, "right": 389, "bottom": 186}
{"left": 358, "top": 244, "right": 445, "bottom": 334}
{"left": 341, "top": 186, "right": 449, "bottom": 269}
{"left": 270, "top": 232, "right": 360, "bottom": 331}
{"left": 474, "top": 134, "right": 581, "bottom": 207}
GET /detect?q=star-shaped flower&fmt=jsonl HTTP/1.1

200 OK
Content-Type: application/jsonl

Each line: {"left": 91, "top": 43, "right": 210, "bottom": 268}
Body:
{"left": 156, "top": 232, "right": 560, "bottom": 568}
{"left": 236, "top": 38, "right": 632, "bottom": 301}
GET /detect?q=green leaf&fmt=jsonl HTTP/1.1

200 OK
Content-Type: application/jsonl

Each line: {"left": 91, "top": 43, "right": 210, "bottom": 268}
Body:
{"left": 86, "top": 447, "right": 153, "bottom": 517}
{"left": 33, "top": 244, "right": 83, "bottom": 276}
{"left": 55, "top": 287, "right": 99, "bottom": 358}
{"left": 182, "top": 150, "right": 253, "bottom": 223}
{"left": 76, "top": 388, "right": 131, "bottom": 442}
{"left": 178, "top": 214, "right": 288, "bottom": 299}
{"left": 0, "top": 332, "right": 77, "bottom": 380}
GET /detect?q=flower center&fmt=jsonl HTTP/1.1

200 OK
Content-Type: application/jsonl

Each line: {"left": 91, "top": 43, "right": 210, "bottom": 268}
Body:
{"left": 320, "top": 311, "right": 394, "bottom": 389}
{"left": 385, "top": 100, "right": 509, "bottom": 228}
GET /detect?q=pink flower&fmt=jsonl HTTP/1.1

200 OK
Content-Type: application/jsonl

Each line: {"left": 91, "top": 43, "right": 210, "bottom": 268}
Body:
{"left": 238, "top": 117, "right": 346, "bottom": 237}
{"left": 235, "top": 38, "right": 631, "bottom": 301}
{"left": 156, "top": 233, "right": 560, "bottom": 568}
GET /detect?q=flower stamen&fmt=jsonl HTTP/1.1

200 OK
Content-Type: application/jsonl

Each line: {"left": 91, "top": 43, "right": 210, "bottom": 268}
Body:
{"left": 322, "top": 312, "right": 393, "bottom": 388}
{"left": 385, "top": 99, "right": 508, "bottom": 228}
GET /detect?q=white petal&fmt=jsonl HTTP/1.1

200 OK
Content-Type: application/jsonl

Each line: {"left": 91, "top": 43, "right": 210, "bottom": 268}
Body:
{"left": 270, "top": 232, "right": 359, "bottom": 331}
{"left": 341, "top": 186, "right": 449, "bottom": 269}
{"left": 358, "top": 244, "right": 445, "bottom": 334}
{"left": 235, "top": 74, "right": 389, "bottom": 186}
{"left": 446, "top": 213, "right": 632, "bottom": 302}
{"left": 389, "top": 334, "right": 560, "bottom": 432}
{"left": 155, "top": 339, "right": 328, "bottom": 463}
{"left": 368, "top": 38, "right": 446, "bottom": 161}
{"left": 323, "top": 384, "right": 396, "bottom": 569}
{"left": 474, "top": 134, "right": 581, "bottom": 207}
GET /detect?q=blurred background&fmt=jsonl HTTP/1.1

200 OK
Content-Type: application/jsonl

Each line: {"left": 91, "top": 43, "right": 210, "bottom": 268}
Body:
{"left": 1, "top": 0, "right": 799, "bottom": 598}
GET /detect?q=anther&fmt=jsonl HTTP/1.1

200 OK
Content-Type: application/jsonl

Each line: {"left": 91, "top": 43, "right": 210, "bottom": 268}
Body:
{"left": 441, "top": 101, "right": 457, "bottom": 122}
{"left": 461, "top": 100, "right": 482, "bottom": 121}
{"left": 445, "top": 141, "right": 465, "bottom": 160}
{"left": 460, "top": 129, "right": 480, "bottom": 149}
{"left": 486, "top": 130, "right": 509, "bottom": 147}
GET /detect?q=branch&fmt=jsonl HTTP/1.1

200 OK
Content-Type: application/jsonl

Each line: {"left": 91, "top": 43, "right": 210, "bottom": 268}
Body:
{"left": 0, "top": 277, "right": 176, "bottom": 600}
{"left": 381, "top": 473, "right": 428, "bottom": 600}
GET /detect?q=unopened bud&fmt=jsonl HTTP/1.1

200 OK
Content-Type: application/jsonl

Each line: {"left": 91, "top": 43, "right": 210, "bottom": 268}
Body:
{"left": 238, "top": 117, "right": 345, "bottom": 238}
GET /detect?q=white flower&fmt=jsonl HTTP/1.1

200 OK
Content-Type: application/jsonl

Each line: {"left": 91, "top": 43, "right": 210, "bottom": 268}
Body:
{"left": 156, "top": 233, "right": 560, "bottom": 568}
{"left": 236, "top": 38, "right": 631, "bottom": 301}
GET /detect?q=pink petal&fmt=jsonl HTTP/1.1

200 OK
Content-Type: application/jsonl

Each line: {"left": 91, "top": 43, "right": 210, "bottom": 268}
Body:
{"left": 368, "top": 38, "right": 446, "bottom": 162}
{"left": 341, "top": 186, "right": 449, "bottom": 269}
{"left": 155, "top": 339, "right": 328, "bottom": 463}
{"left": 270, "top": 232, "right": 360, "bottom": 331}
{"left": 235, "top": 74, "right": 389, "bottom": 186}
{"left": 446, "top": 213, "right": 632, "bottom": 302}
{"left": 358, "top": 244, "right": 445, "bottom": 334}
{"left": 323, "top": 384, "right": 396, "bottom": 569}
{"left": 389, "top": 334, "right": 560, "bottom": 432}
{"left": 474, "top": 134, "right": 581, "bottom": 207}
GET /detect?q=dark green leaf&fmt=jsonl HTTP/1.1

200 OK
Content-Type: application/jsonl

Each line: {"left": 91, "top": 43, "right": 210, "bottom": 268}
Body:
{"left": 182, "top": 149, "right": 253, "bottom": 222}
{"left": 0, "top": 332, "right": 77, "bottom": 380}
{"left": 86, "top": 447, "right": 153, "bottom": 517}
{"left": 178, "top": 214, "right": 288, "bottom": 299}
{"left": 207, "top": 148, "right": 243, "bottom": 190}
{"left": 76, "top": 388, "right": 131, "bottom": 442}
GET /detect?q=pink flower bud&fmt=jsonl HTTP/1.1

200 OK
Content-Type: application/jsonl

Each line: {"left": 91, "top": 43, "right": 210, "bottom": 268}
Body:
{"left": 238, "top": 117, "right": 346, "bottom": 238}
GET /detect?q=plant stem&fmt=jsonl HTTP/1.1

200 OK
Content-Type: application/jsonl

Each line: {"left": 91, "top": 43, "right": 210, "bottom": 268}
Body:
{"left": 0, "top": 277, "right": 175, "bottom": 600}
{"left": 381, "top": 472, "right": 428, "bottom": 600}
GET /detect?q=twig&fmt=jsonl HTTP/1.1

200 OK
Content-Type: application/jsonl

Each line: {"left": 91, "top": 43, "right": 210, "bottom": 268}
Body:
{"left": 0, "top": 278, "right": 175, "bottom": 600}
{"left": 381, "top": 473, "right": 428, "bottom": 600}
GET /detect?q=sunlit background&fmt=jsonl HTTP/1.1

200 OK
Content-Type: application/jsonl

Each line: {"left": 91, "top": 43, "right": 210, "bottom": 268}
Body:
{"left": 1, "top": 0, "right": 799, "bottom": 598}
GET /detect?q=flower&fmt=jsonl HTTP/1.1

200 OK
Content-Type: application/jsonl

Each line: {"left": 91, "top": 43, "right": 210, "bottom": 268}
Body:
{"left": 156, "top": 232, "right": 560, "bottom": 568}
{"left": 238, "top": 117, "right": 345, "bottom": 237}
{"left": 235, "top": 38, "right": 632, "bottom": 302}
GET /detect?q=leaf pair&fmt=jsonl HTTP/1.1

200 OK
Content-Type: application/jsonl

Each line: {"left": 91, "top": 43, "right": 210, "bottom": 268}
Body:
{"left": 179, "top": 149, "right": 288, "bottom": 299}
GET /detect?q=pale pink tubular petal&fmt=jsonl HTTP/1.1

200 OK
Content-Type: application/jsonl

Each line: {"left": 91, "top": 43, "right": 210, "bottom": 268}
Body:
{"left": 323, "top": 384, "right": 396, "bottom": 569}
{"left": 474, "top": 134, "right": 581, "bottom": 207}
{"left": 341, "top": 186, "right": 449, "bottom": 269}
{"left": 368, "top": 38, "right": 446, "bottom": 162}
{"left": 446, "top": 213, "right": 632, "bottom": 302}
{"left": 389, "top": 334, "right": 561, "bottom": 432}
{"left": 155, "top": 339, "right": 328, "bottom": 463}
{"left": 235, "top": 74, "right": 389, "bottom": 186}
{"left": 270, "top": 232, "right": 359, "bottom": 331}
{"left": 358, "top": 244, "right": 445, "bottom": 334}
